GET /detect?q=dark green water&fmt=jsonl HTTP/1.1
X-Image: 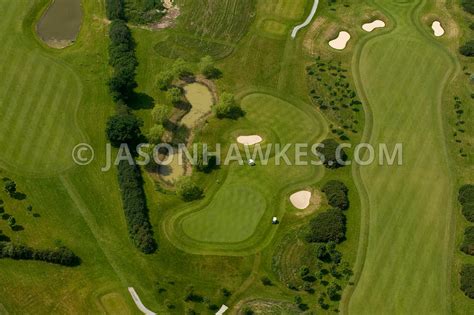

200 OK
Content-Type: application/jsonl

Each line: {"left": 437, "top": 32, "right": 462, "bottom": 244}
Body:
{"left": 37, "top": 0, "right": 82, "bottom": 47}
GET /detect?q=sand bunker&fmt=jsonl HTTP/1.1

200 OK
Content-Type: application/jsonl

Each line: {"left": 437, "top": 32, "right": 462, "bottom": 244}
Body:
{"left": 290, "top": 191, "right": 312, "bottom": 209}
{"left": 329, "top": 31, "right": 350, "bottom": 50}
{"left": 362, "top": 20, "right": 386, "bottom": 32}
{"left": 431, "top": 21, "right": 445, "bottom": 37}
{"left": 237, "top": 135, "right": 263, "bottom": 146}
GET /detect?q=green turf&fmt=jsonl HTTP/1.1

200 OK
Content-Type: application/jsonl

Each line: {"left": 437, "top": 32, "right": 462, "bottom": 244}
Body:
{"left": 346, "top": 1, "right": 458, "bottom": 314}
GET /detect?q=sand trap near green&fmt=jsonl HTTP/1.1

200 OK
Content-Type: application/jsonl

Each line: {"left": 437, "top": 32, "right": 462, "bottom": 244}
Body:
{"left": 181, "top": 185, "right": 266, "bottom": 243}
{"left": 329, "top": 31, "right": 350, "bottom": 50}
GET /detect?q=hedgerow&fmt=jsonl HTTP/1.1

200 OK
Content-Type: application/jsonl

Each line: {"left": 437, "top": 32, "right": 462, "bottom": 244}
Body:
{"left": 459, "top": 184, "right": 474, "bottom": 222}
{"left": 461, "top": 226, "right": 474, "bottom": 256}
{"left": 460, "top": 264, "right": 474, "bottom": 299}
{"left": 0, "top": 242, "right": 80, "bottom": 266}
{"left": 117, "top": 160, "right": 157, "bottom": 253}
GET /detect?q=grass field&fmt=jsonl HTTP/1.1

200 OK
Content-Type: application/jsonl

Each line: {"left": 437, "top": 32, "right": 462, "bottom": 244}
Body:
{"left": 346, "top": 0, "right": 458, "bottom": 314}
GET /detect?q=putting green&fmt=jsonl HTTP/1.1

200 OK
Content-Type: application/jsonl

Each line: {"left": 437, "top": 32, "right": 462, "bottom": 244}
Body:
{"left": 346, "top": 1, "right": 456, "bottom": 314}
{"left": 168, "top": 92, "right": 327, "bottom": 253}
{"left": 182, "top": 185, "right": 266, "bottom": 243}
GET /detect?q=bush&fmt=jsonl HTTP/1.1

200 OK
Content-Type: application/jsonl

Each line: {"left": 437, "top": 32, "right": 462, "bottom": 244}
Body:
{"left": 261, "top": 276, "right": 272, "bottom": 286}
{"left": 461, "top": 0, "right": 474, "bottom": 14}
{"left": 124, "top": 0, "right": 164, "bottom": 24}
{"left": 461, "top": 226, "right": 474, "bottom": 255}
{"left": 199, "top": 56, "right": 222, "bottom": 79}
{"left": 147, "top": 125, "right": 165, "bottom": 145}
{"left": 106, "top": 0, "right": 125, "bottom": 20}
{"left": 316, "top": 139, "right": 348, "bottom": 169}
{"left": 0, "top": 242, "right": 80, "bottom": 266}
{"left": 462, "top": 204, "right": 474, "bottom": 222}
{"left": 460, "top": 264, "right": 474, "bottom": 299}
{"left": 214, "top": 93, "right": 243, "bottom": 119}
{"left": 106, "top": 114, "right": 143, "bottom": 147}
{"left": 172, "top": 58, "right": 193, "bottom": 78}
{"left": 459, "top": 184, "right": 474, "bottom": 205}
{"left": 167, "top": 87, "right": 183, "bottom": 104}
{"left": 176, "top": 178, "right": 203, "bottom": 202}
{"left": 459, "top": 40, "right": 474, "bottom": 57}
{"left": 306, "top": 209, "right": 346, "bottom": 243}
{"left": 156, "top": 71, "right": 174, "bottom": 90}
{"left": 322, "top": 180, "right": 349, "bottom": 210}
{"left": 193, "top": 143, "right": 217, "bottom": 173}
{"left": 117, "top": 160, "right": 157, "bottom": 253}
{"left": 151, "top": 104, "right": 171, "bottom": 124}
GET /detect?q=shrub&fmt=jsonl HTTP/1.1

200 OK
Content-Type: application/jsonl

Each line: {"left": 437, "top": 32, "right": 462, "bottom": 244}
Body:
{"left": 214, "top": 93, "right": 243, "bottom": 119}
{"left": 176, "top": 178, "right": 203, "bottom": 202}
{"left": 124, "top": 0, "right": 164, "bottom": 24}
{"left": 167, "top": 87, "right": 183, "bottom": 104}
{"left": 151, "top": 104, "right": 171, "bottom": 124}
{"left": 193, "top": 143, "right": 217, "bottom": 173}
{"left": 117, "top": 160, "right": 157, "bottom": 253}
{"left": 147, "top": 125, "right": 165, "bottom": 145}
{"left": 460, "top": 264, "right": 474, "bottom": 299}
{"left": 106, "top": 0, "right": 125, "bottom": 20}
{"left": 106, "top": 114, "right": 143, "bottom": 147}
{"left": 461, "top": 0, "right": 474, "bottom": 14}
{"left": 261, "top": 276, "right": 272, "bottom": 286}
{"left": 322, "top": 180, "right": 349, "bottom": 210}
{"left": 199, "top": 56, "right": 221, "bottom": 79}
{"left": 306, "top": 209, "right": 346, "bottom": 243}
{"left": 461, "top": 226, "right": 474, "bottom": 255}
{"left": 459, "top": 184, "right": 474, "bottom": 205}
{"left": 172, "top": 58, "right": 193, "bottom": 78}
{"left": 156, "top": 71, "right": 174, "bottom": 90}
{"left": 0, "top": 242, "right": 80, "bottom": 266}
{"left": 316, "top": 139, "right": 348, "bottom": 169}
{"left": 3, "top": 180, "right": 16, "bottom": 197}
{"left": 462, "top": 204, "right": 474, "bottom": 222}
{"left": 459, "top": 40, "right": 474, "bottom": 57}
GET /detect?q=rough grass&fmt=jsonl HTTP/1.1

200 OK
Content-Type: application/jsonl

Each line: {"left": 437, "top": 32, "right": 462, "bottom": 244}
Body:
{"left": 347, "top": 1, "right": 457, "bottom": 314}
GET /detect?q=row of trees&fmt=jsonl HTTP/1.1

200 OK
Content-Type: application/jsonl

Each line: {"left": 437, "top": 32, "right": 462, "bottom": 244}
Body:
{"left": 458, "top": 184, "right": 474, "bottom": 299}
{"left": 0, "top": 242, "right": 80, "bottom": 266}
{"left": 105, "top": 0, "right": 157, "bottom": 253}
{"left": 459, "top": 1, "right": 474, "bottom": 56}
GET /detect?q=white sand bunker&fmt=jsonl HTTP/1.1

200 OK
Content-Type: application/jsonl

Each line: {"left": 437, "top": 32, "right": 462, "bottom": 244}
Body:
{"left": 329, "top": 31, "right": 351, "bottom": 50}
{"left": 431, "top": 21, "right": 445, "bottom": 37}
{"left": 237, "top": 135, "right": 263, "bottom": 146}
{"left": 362, "top": 19, "right": 385, "bottom": 32}
{"left": 290, "top": 191, "right": 312, "bottom": 210}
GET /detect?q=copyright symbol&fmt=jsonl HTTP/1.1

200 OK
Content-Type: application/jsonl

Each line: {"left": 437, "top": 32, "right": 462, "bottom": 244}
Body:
{"left": 72, "top": 143, "right": 95, "bottom": 166}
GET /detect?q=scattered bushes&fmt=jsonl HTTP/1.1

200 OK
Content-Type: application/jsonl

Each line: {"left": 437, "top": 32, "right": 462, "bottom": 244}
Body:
{"left": 460, "top": 264, "right": 474, "bottom": 299}
{"left": 306, "top": 209, "right": 346, "bottom": 243}
{"left": 214, "top": 93, "right": 243, "bottom": 119}
{"left": 117, "top": 160, "right": 157, "bottom": 253}
{"left": 461, "top": 226, "right": 474, "bottom": 255}
{"left": 316, "top": 139, "right": 348, "bottom": 169}
{"left": 322, "top": 180, "right": 349, "bottom": 210}
{"left": 0, "top": 242, "right": 80, "bottom": 266}
{"left": 176, "top": 178, "right": 203, "bottom": 202}
{"left": 106, "top": 114, "right": 143, "bottom": 147}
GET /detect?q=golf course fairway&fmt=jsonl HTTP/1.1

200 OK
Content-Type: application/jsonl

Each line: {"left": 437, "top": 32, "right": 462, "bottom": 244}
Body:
{"left": 347, "top": 1, "right": 456, "bottom": 313}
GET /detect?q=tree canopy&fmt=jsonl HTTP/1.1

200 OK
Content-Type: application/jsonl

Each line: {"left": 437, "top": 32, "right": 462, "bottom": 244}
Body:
{"left": 305, "top": 209, "right": 346, "bottom": 243}
{"left": 106, "top": 114, "right": 143, "bottom": 147}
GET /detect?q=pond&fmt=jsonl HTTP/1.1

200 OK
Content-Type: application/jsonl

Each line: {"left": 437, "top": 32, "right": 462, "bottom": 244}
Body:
{"left": 181, "top": 83, "right": 214, "bottom": 128}
{"left": 37, "top": 0, "right": 83, "bottom": 48}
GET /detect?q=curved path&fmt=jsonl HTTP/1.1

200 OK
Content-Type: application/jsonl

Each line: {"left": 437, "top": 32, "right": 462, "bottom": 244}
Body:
{"left": 128, "top": 288, "right": 156, "bottom": 315}
{"left": 344, "top": 0, "right": 457, "bottom": 313}
{"left": 291, "top": 0, "right": 319, "bottom": 39}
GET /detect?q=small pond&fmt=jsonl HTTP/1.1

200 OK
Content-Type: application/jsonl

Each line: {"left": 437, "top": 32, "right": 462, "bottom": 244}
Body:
{"left": 37, "top": 0, "right": 83, "bottom": 48}
{"left": 181, "top": 83, "right": 214, "bottom": 128}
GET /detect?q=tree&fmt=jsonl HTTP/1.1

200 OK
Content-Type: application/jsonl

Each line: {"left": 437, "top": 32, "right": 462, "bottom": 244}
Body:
{"left": 461, "top": 0, "right": 474, "bottom": 14}
{"left": 458, "top": 184, "right": 474, "bottom": 205}
{"left": 156, "top": 71, "right": 174, "bottom": 90}
{"left": 176, "top": 178, "right": 203, "bottom": 202}
{"left": 167, "top": 87, "right": 183, "bottom": 104}
{"left": 260, "top": 276, "right": 272, "bottom": 286}
{"left": 4, "top": 180, "right": 16, "bottom": 197}
{"left": 193, "top": 143, "right": 217, "bottom": 173}
{"left": 306, "top": 209, "right": 346, "bottom": 243}
{"left": 147, "top": 125, "right": 165, "bottom": 145}
{"left": 172, "top": 58, "right": 193, "bottom": 78}
{"left": 106, "top": 114, "right": 143, "bottom": 147}
{"left": 214, "top": 93, "right": 244, "bottom": 119}
{"left": 199, "top": 55, "right": 221, "bottom": 79}
{"left": 327, "top": 283, "right": 341, "bottom": 301}
{"left": 461, "top": 226, "right": 474, "bottom": 256}
{"left": 462, "top": 204, "right": 474, "bottom": 222}
{"left": 316, "top": 138, "right": 348, "bottom": 169}
{"left": 151, "top": 104, "right": 171, "bottom": 125}
{"left": 460, "top": 264, "right": 474, "bottom": 299}
{"left": 106, "top": 0, "right": 125, "bottom": 20}
{"left": 459, "top": 40, "right": 474, "bottom": 57}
